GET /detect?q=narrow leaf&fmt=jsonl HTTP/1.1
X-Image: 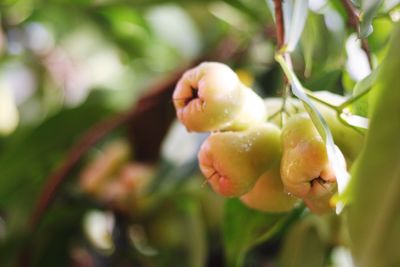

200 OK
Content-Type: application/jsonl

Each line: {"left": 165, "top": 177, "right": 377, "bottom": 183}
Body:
{"left": 360, "top": 0, "right": 383, "bottom": 37}
{"left": 279, "top": 217, "right": 328, "bottom": 267}
{"left": 223, "top": 199, "right": 296, "bottom": 267}
{"left": 339, "top": 113, "right": 369, "bottom": 129}
{"left": 286, "top": 0, "right": 309, "bottom": 51}
{"left": 352, "top": 66, "right": 379, "bottom": 101}
{"left": 348, "top": 23, "right": 400, "bottom": 267}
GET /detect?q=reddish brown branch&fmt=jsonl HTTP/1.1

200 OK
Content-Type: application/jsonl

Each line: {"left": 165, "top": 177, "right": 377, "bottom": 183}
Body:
{"left": 341, "top": 0, "right": 360, "bottom": 29}
{"left": 341, "top": 0, "right": 373, "bottom": 68}
{"left": 273, "top": 0, "right": 285, "bottom": 49}
{"left": 361, "top": 39, "right": 372, "bottom": 68}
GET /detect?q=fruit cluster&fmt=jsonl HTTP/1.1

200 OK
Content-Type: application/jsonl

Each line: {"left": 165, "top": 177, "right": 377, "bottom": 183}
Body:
{"left": 79, "top": 139, "right": 155, "bottom": 214}
{"left": 173, "top": 62, "right": 358, "bottom": 214}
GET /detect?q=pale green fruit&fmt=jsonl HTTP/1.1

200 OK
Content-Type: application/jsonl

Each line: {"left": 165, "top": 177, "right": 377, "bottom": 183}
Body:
{"left": 281, "top": 113, "right": 346, "bottom": 213}
{"left": 173, "top": 62, "right": 266, "bottom": 132}
{"left": 227, "top": 85, "right": 267, "bottom": 130}
{"left": 240, "top": 165, "right": 299, "bottom": 213}
{"left": 198, "top": 123, "right": 281, "bottom": 197}
{"left": 264, "top": 92, "right": 364, "bottom": 165}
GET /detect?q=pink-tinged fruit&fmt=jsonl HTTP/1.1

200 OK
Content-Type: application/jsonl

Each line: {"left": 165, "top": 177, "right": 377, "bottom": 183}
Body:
{"left": 240, "top": 166, "right": 299, "bottom": 213}
{"left": 198, "top": 123, "right": 281, "bottom": 197}
{"left": 280, "top": 113, "right": 346, "bottom": 214}
{"left": 173, "top": 62, "right": 266, "bottom": 132}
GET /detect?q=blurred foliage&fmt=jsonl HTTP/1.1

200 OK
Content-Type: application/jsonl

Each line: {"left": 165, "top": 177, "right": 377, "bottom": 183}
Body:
{"left": 0, "top": 0, "right": 399, "bottom": 266}
{"left": 348, "top": 23, "right": 400, "bottom": 267}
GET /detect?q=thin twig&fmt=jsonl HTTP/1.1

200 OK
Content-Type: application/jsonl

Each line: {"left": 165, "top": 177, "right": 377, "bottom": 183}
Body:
{"left": 273, "top": 0, "right": 285, "bottom": 49}
{"left": 340, "top": 0, "right": 373, "bottom": 68}
{"left": 341, "top": 0, "right": 360, "bottom": 29}
{"left": 273, "top": 0, "right": 292, "bottom": 115}
{"left": 304, "top": 90, "right": 341, "bottom": 112}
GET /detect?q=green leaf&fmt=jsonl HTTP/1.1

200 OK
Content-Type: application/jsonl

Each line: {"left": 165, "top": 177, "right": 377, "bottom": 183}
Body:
{"left": 223, "top": 198, "right": 300, "bottom": 267}
{"left": 300, "top": 11, "right": 346, "bottom": 75}
{"left": 303, "top": 69, "right": 342, "bottom": 92}
{"left": 89, "top": 5, "right": 151, "bottom": 57}
{"left": 353, "top": 63, "right": 379, "bottom": 98}
{"left": 348, "top": 23, "right": 400, "bottom": 267}
{"left": 360, "top": 0, "right": 383, "bottom": 37}
{"left": 0, "top": 95, "right": 113, "bottom": 260}
{"left": 279, "top": 216, "right": 329, "bottom": 267}
{"left": 178, "top": 196, "right": 207, "bottom": 267}
{"left": 286, "top": 0, "right": 309, "bottom": 52}
{"left": 349, "top": 67, "right": 379, "bottom": 116}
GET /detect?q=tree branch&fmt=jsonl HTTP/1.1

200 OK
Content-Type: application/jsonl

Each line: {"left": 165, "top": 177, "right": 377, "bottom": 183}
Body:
{"left": 273, "top": 0, "right": 285, "bottom": 49}
{"left": 340, "top": 0, "right": 373, "bottom": 69}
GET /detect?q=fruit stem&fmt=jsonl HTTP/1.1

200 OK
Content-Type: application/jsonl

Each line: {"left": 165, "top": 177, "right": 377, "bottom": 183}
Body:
{"left": 304, "top": 90, "right": 365, "bottom": 134}
{"left": 304, "top": 90, "right": 341, "bottom": 112}
{"left": 338, "top": 87, "right": 371, "bottom": 109}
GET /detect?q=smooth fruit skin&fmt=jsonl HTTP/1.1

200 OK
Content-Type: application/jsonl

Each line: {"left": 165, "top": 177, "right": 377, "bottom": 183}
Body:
{"left": 198, "top": 123, "right": 281, "bottom": 197}
{"left": 173, "top": 62, "right": 244, "bottom": 132}
{"left": 280, "top": 113, "right": 340, "bottom": 213}
{"left": 263, "top": 93, "right": 364, "bottom": 165}
{"left": 80, "top": 140, "right": 131, "bottom": 195}
{"left": 240, "top": 165, "right": 299, "bottom": 213}
{"left": 227, "top": 85, "right": 267, "bottom": 130}
{"left": 173, "top": 62, "right": 266, "bottom": 132}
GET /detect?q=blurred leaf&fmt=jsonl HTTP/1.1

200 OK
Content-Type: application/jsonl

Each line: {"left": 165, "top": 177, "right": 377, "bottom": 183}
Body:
{"left": 285, "top": 0, "right": 308, "bottom": 52}
{"left": 304, "top": 69, "right": 342, "bottom": 93}
{"left": 301, "top": 11, "right": 318, "bottom": 77}
{"left": 339, "top": 113, "right": 369, "bottom": 131}
{"left": 31, "top": 201, "right": 92, "bottom": 267}
{"left": 223, "top": 198, "right": 298, "bottom": 267}
{"left": 330, "top": 0, "right": 348, "bottom": 19}
{"left": 224, "top": 0, "right": 268, "bottom": 23}
{"left": 179, "top": 196, "right": 207, "bottom": 267}
{"left": 342, "top": 70, "right": 357, "bottom": 93}
{"left": 89, "top": 5, "right": 151, "bottom": 56}
{"left": 349, "top": 66, "right": 379, "bottom": 116}
{"left": 360, "top": 0, "right": 384, "bottom": 37}
{"left": 368, "top": 17, "right": 394, "bottom": 53}
{"left": 0, "top": 94, "right": 114, "bottom": 259}
{"left": 300, "top": 12, "right": 346, "bottom": 76}
{"left": 348, "top": 23, "right": 400, "bottom": 267}
{"left": 148, "top": 159, "right": 199, "bottom": 195}
{"left": 279, "top": 217, "right": 328, "bottom": 267}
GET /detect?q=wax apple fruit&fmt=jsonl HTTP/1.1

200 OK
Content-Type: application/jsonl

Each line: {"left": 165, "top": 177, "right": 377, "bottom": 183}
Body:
{"left": 227, "top": 85, "right": 267, "bottom": 130}
{"left": 198, "top": 123, "right": 281, "bottom": 197}
{"left": 280, "top": 113, "right": 345, "bottom": 213}
{"left": 173, "top": 62, "right": 266, "bottom": 132}
{"left": 80, "top": 140, "right": 131, "bottom": 195}
{"left": 240, "top": 165, "right": 299, "bottom": 212}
